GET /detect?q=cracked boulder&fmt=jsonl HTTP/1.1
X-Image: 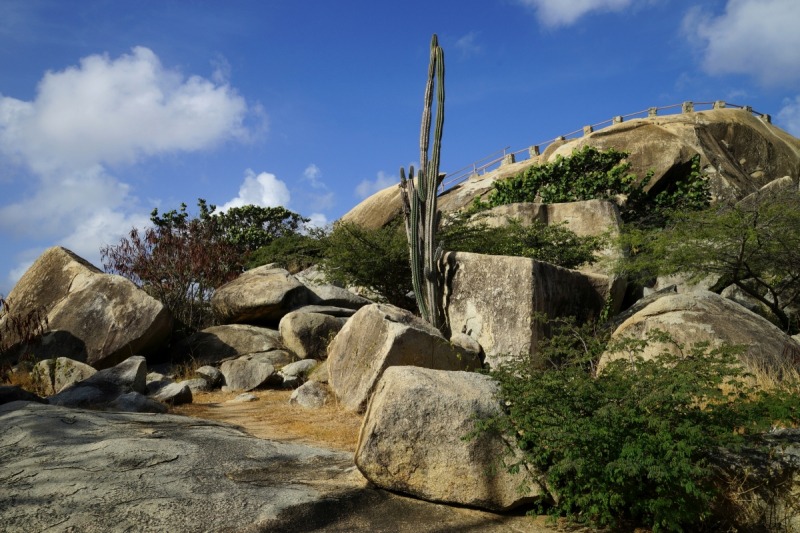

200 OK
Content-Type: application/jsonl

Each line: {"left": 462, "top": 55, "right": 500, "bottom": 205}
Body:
{"left": 355, "top": 366, "right": 541, "bottom": 511}
{"left": 2, "top": 246, "right": 173, "bottom": 369}
{"left": 328, "top": 304, "right": 482, "bottom": 412}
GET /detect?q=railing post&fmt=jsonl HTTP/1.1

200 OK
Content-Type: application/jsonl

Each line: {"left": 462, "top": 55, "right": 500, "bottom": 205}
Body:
{"left": 743, "top": 105, "right": 753, "bottom": 113}
{"left": 761, "top": 114, "right": 772, "bottom": 124}
{"left": 682, "top": 101, "right": 694, "bottom": 114}
{"left": 529, "top": 145, "right": 540, "bottom": 158}
{"left": 713, "top": 100, "right": 726, "bottom": 110}
{"left": 501, "top": 154, "right": 515, "bottom": 166}
{"left": 556, "top": 136, "right": 565, "bottom": 141}
{"left": 613, "top": 116, "right": 623, "bottom": 124}
{"left": 648, "top": 107, "right": 658, "bottom": 118}
{"left": 583, "top": 125, "right": 593, "bottom": 136}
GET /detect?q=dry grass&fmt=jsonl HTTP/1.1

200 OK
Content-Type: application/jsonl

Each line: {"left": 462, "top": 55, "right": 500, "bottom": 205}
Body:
{"left": 5, "top": 366, "right": 50, "bottom": 397}
{"left": 171, "top": 388, "right": 364, "bottom": 452}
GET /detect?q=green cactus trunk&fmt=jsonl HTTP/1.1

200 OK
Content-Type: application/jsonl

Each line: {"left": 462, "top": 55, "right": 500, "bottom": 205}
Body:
{"left": 399, "top": 34, "right": 445, "bottom": 330}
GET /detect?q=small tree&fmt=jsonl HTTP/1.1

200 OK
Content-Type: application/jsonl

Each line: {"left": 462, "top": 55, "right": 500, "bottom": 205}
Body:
{"left": 620, "top": 184, "right": 800, "bottom": 331}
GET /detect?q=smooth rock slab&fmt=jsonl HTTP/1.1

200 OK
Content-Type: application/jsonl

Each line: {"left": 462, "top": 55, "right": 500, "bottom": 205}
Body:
{"left": 355, "top": 367, "right": 541, "bottom": 511}
{"left": 328, "top": 304, "right": 482, "bottom": 412}
{"left": 220, "top": 360, "right": 277, "bottom": 391}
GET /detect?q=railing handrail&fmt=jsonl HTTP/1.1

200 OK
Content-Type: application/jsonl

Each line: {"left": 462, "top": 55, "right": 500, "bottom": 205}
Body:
{"left": 438, "top": 100, "right": 771, "bottom": 194}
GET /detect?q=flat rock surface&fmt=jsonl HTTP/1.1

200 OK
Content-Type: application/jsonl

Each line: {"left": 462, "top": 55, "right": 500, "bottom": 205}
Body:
{"left": 0, "top": 401, "right": 558, "bottom": 533}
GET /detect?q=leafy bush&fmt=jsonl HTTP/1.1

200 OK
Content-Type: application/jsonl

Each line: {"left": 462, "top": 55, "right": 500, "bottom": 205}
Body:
{"left": 474, "top": 146, "right": 710, "bottom": 228}
{"left": 101, "top": 206, "right": 243, "bottom": 332}
{"left": 196, "top": 200, "right": 309, "bottom": 252}
{"left": 440, "top": 212, "right": 602, "bottom": 270}
{"left": 619, "top": 184, "right": 800, "bottom": 331}
{"left": 471, "top": 315, "right": 800, "bottom": 532}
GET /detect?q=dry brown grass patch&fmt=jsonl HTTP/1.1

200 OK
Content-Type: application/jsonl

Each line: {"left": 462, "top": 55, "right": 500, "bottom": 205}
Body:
{"left": 171, "top": 388, "right": 363, "bottom": 452}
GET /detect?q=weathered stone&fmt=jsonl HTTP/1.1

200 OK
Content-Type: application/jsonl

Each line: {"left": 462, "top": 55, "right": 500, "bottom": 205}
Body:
{"left": 280, "top": 311, "right": 343, "bottom": 360}
{"left": 170, "top": 324, "right": 283, "bottom": 364}
{"left": 211, "top": 266, "right": 310, "bottom": 325}
{"left": 220, "top": 360, "right": 277, "bottom": 392}
{"left": 149, "top": 382, "right": 192, "bottom": 405}
{"left": 287, "top": 305, "right": 357, "bottom": 318}
{"left": 443, "top": 251, "right": 609, "bottom": 367}
{"left": 3, "top": 247, "right": 173, "bottom": 369}
{"left": 328, "top": 304, "right": 482, "bottom": 412}
{"left": 31, "top": 357, "right": 97, "bottom": 396}
{"left": 229, "top": 393, "right": 259, "bottom": 402}
{"left": 181, "top": 378, "right": 210, "bottom": 394}
{"left": 289, "top": 380, "right": 331, "bottom": 409}
{"left": 241, "top": 350, "right": 294, "bottom": 366}
{"left": 356, "top": 367, "right": 541, "bottom": 511}
{"left": 308, "top": 359, "right": 329, "bottom": 383}
{"left": 279, "top": 359, "right": 319, "bottom": 378}
{"left": 0, "top": 386, "right": 46, "bottom": 406}
{"left": 449, "top": 332, "right": 482, "bottom": 360}
{"left": 195, "top": 365, "right": 222, "bottom": 386}
{"left": 49, "top": 356, "right": 147, "bottom": 408}
{"left": 106, "top": 391, "right": 167, "bottom": 413}
{"left": 481, "top": 200, "right": 627, "bottom": 312}
{"left": 601, "top": 291, "right": 800, "bottom": 379}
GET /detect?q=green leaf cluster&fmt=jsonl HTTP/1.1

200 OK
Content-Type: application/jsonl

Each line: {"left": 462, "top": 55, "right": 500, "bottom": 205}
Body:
{"left": 475, "top": 146, "right": 710, "bottom": 228}
{"left": 472, "top": 316, "right": 800, "bottom": 531}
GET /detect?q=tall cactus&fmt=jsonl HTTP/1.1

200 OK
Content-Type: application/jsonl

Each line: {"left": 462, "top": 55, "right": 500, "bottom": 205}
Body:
{"left": 399, "top": 34, "right": 445, "bottom": 329}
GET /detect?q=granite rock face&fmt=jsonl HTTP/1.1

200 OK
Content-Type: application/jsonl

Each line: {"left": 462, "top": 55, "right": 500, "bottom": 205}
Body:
{"left": 442, "top": 251, "right": 609, "bottom": 367}
{"left": 2, "top": 247, "right": 172, "bottom": 369}
{"left": 355, "top": 367, "right": 541, "bottom": 511}
{"left": 211, "top": 266, "right": 310, "bottom": 325}
{"left": 328, "top": 304, "right": 482, "bottom": 412}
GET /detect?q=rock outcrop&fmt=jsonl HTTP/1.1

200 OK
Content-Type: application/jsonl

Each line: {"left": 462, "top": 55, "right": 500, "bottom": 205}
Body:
{"left": 328, "top": 304, "right": 482, "bottom": 412}
{"left": 356, "top": 367, "right": 541, "bottom": 511}
{"left": 48, "top": 355, "right": 147, "bottom": 408}
{"left": 443, "top": 251, "right": 609, "bottom": 367}
{"left": 31, "top": 357, "right": 97, "bottom": 396}
{"left": 211, "top": 266, "right": 309, "bottom": 324}
{"left": 601, "top": 291, "right": 800, "bottom": 379}
{"left": 3, "top": 247, "right": 173, "bottom": 369}
{"left": 220, "top": 360, "right": 277, "bottom": 391}
{"left": 279, "top": 311, "right": 343, "bottom": 360}
{"left": 171, "top": 324, "right": 283, "bottom": 364}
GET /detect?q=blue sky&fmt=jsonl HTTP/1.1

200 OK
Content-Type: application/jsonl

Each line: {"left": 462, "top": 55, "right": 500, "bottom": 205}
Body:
{"left": 1, "top": 0, "right": 800, "bottom": 293}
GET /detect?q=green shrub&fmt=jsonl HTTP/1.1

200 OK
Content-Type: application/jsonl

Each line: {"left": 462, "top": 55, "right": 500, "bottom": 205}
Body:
{"left": 470, "top": 315, "right": 800, "bottom": 532}
{"left": 244, "top": 232, "right": 326, "bottom": 273}
{"left": 474, "top": 146, "right": 710, "bottom": 228}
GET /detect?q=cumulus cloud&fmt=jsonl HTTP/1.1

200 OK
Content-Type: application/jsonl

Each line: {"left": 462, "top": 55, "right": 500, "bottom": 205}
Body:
{"left": 683, "top": 0, "right": 800, "bottom": 86}
{"left": 219, "top": 169, "right": 291, "bottom": 212}
{"left": 355, "top": 171, "right": 396, "bottom": 200}
{"left": 454, "top": 32, "right": 481, "bottom": 58}
{"left": 306, "top": 213, "right": 329, "bottom": 229}
{"left": 516, "top": 0, "right": 650, "bottom": 27}
{"left": 0, "top": 46, "right": 257, "bottom": 283}
{"left": 778, "top": 96, "right": 800, "bottom": 137}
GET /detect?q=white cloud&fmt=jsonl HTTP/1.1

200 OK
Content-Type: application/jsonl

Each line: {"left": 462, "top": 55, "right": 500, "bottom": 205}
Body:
{"left": 683, "top": 0, "right": 800, "bottom": 86}
{"left": 454, "top": 32, "right": 481, "bottom": 57}
{"left": 303, "top": 163, "right": 326, "bottom": 188}
{"left": 0, "top": 46, "right": 258, "bottom": 283}
{"left": 306, "top": 213, "right": 328, "bottom": 229}
{"left": 778, "top": 96, "right": 800, "bottom": 137}
{"left": 355, "top": 171, "right": 396, "bottom": 200}
{"left": 516, "top": 0, "right": 648, "bottom": 27}
{"left": 219, "top": 169, "right": 291, "bottom": 211}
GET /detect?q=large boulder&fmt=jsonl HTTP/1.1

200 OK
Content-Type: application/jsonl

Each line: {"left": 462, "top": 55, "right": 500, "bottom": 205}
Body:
{"left": 170, "top": 324, "right": 283, "bottom": 364}
{"left": 442, "top": 251, "right": 609, "bottom": 367}
{"left": 3, "top": 247, "right": 173, "bottom": 369}
{"left": 480, "top": 199, "right": 627, "bottom": 312}
{"left": 48, "top": 356, "right": 147, "bottom": 408}
{"left": 355, "top": 367, "right": 541, "bottom": 511}
{"left": 219, "top": 360, "right": 277, "bottom": 392}
{"left": 328, "top": 304, "right": 482, "bottom": 412}
{"left": 279, "top": 311, "right": 343, "bottom": 360}
{"left": 340, "top": 110, "right": 800, "bottom": 231}
{"left": 601, "top": 291, "right": 800, "bottom": 379}
{"left": 211, "top": 266, "right": 310, "bottom": 325}
{"left": 31, "top": 357, "right": 97, "bottom": 396}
